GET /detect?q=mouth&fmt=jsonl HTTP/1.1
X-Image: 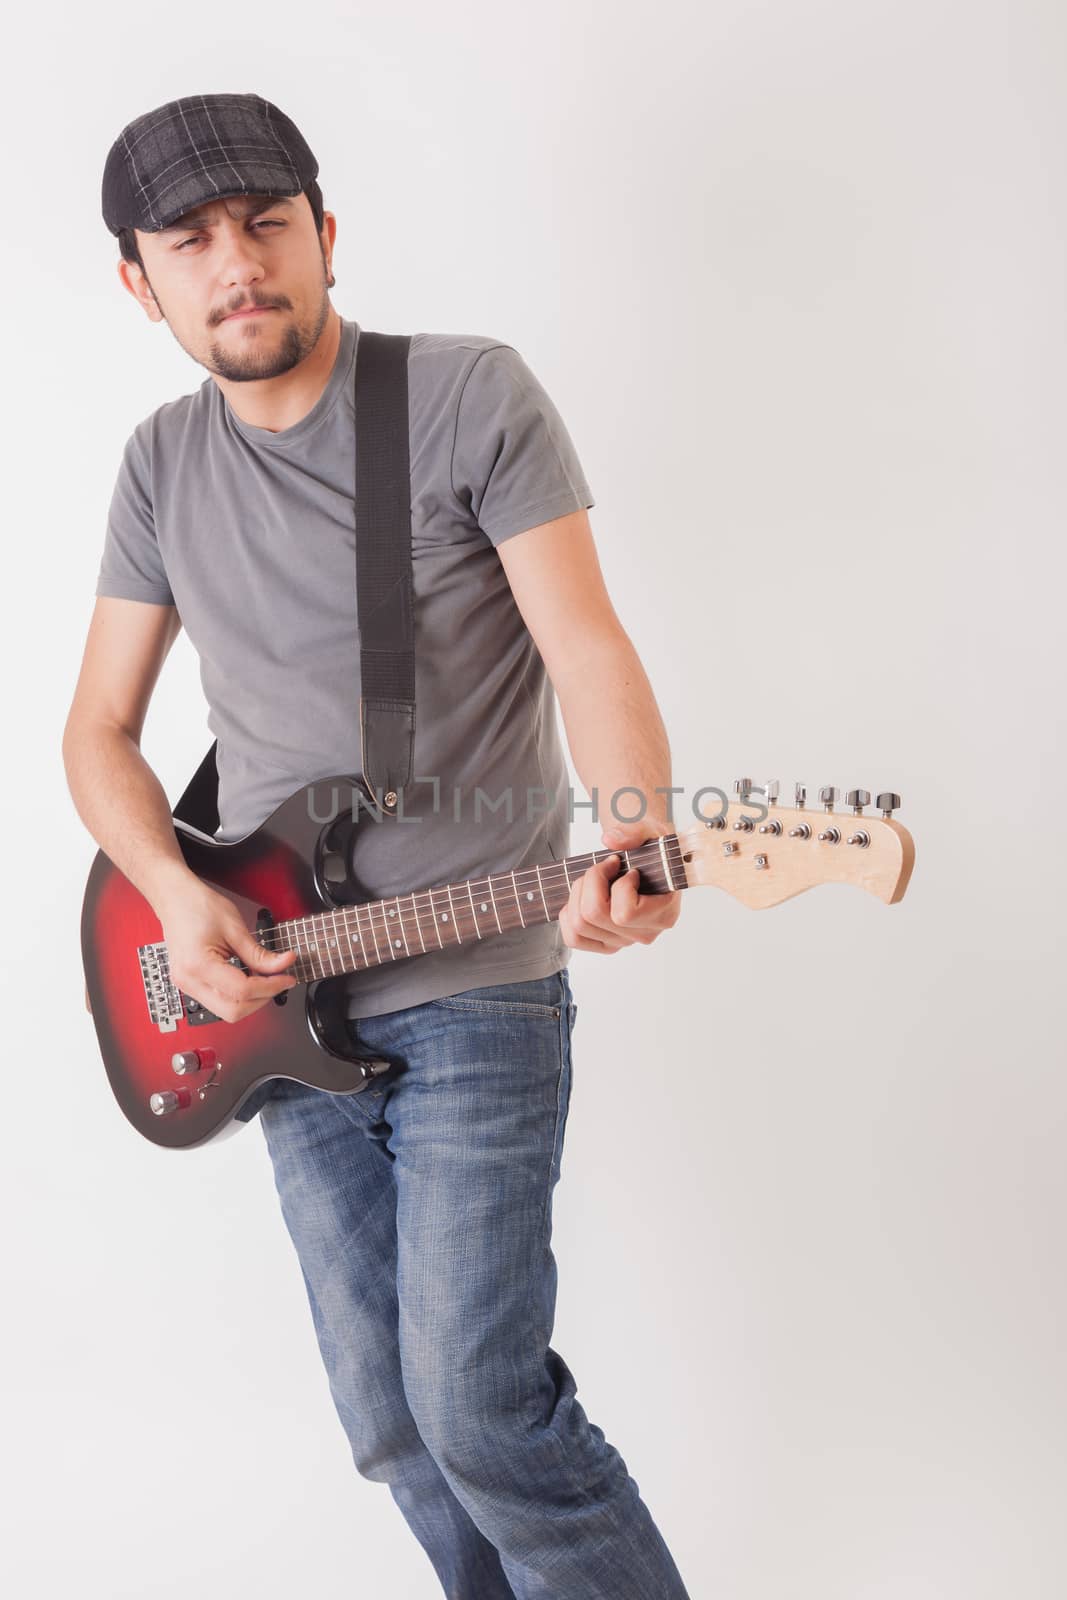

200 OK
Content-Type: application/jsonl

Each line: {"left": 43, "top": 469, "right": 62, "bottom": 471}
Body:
{"left": 223, "top": 306, "right": 276, "bottom": 322}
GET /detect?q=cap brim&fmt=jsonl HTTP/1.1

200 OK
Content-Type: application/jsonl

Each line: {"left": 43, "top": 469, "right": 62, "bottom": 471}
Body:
{"left": 144, "top": 161, "right": 306, "bottom": 232}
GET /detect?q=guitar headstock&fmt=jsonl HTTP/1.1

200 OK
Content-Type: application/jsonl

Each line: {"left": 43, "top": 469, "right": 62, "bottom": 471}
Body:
{"left": 676, "top": 781, "right": 914, "bottom": 909}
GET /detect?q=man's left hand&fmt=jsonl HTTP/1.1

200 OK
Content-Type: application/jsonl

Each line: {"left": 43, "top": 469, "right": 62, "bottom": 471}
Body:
{"left": 558, "top": 819, "right": 682, "bottom": 955}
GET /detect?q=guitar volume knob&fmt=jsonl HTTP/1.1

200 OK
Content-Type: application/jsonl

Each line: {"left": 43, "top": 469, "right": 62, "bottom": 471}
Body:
{"left": 171, "top": 1048, "right": 218, "bottom": 1076}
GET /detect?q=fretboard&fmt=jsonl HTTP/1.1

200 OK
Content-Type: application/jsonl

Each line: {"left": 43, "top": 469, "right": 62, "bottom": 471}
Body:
{"left": 257, "top": 836, "right": 690, "bottom": 983}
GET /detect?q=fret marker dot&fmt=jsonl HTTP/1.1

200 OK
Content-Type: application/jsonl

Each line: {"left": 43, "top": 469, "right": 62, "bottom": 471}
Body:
{"left": 394, "top": 939, "right": 401, "bottom": 948}
{"left": 526, "top": 892, "right": 534, "bottom": 901}
{"left": 389, "top": 908, "right": 396, "bottom": 917}
{"left": 480, "top": 902, "right": 487, "bottom": 912}
{"left": 441, "top": 913, "right": 449, "bottom": 921}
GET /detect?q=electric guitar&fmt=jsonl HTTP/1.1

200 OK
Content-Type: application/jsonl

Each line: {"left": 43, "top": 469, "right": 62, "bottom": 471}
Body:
{"left": 80, "top": 777, "right": 914, "bottom": 1150}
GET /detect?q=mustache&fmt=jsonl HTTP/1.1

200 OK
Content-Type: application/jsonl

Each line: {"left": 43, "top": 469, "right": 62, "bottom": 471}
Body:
{"left": 215, "top": 295, "right": 290, "bottom": 323}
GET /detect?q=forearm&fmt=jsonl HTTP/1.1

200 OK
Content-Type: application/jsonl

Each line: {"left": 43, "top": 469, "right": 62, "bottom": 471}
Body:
{"left": 63, "top": 721, "right": 199, "bottom": 916}
{"left": 554, "top": 635, "right": 674, "bottom": 833}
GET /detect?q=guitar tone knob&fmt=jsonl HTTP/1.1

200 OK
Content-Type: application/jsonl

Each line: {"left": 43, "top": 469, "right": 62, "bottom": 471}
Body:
{"left": 877, "top": 792, "right": 901, "bottom": 817}
{"left": 149, "top": 1090, "right": 191, "bottom": 1117}
{"left": 845, "top": 789, "right": 870, "bottom": 814}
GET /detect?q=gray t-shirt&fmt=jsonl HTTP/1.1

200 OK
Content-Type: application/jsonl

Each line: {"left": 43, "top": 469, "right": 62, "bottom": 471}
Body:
{"left": 96, "top": 317, "right": 595, "bottom": 1018}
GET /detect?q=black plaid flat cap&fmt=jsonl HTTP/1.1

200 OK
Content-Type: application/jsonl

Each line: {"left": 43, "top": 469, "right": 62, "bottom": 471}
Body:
{"left": 102, "top": 92, "right": 318, "bottom": 236}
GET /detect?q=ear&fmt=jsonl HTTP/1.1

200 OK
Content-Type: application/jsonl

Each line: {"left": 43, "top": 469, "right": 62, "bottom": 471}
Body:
{"left": 320, "top": 209, "right": 337, "bottom": 286}
{"left": 117, "top": 255, "right": 164, "bottom": 323}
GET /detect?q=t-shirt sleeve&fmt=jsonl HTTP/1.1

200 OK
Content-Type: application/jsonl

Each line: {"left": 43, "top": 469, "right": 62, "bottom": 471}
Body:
{"left": 450, "top": 344, "right": 595, "bottom": 547}
{"left": 95, "top": 427, "right": 176, "bottom": 605}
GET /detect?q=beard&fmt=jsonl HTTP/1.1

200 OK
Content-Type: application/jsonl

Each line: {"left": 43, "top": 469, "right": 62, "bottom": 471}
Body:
{"left": 148, "top": 254, "right": 335, "bottom": 383}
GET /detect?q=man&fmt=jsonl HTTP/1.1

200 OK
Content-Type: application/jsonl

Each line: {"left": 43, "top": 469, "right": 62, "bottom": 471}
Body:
{"left": 64, "top": 93, "right": 690, "bottom": 1598}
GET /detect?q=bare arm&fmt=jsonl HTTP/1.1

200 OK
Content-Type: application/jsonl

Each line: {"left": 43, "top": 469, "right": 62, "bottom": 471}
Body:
{"left": 64, "top": 597, "right": 297, "bottom": 1019}
{"left": 62, "top": 596, "right": 198, "bottom": 914}
{"left": 496, "top": 509, "right": 682, "bottom": 953}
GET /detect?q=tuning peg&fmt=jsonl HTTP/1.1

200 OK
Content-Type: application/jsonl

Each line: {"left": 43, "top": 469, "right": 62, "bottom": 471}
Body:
{"left": 876, "top": 792, "right": 901, "bottom": 818}
{"left": 794, "top": 783, "right": 807, "bottom": 810}
{"left": 845, "top": 789, "right": 870, "bottom": 814}
{"left": 818, "top": 786, "right": 836, "bottom": 811}
{"left": 733, "top": 777, "right": 753, "bottom": 802}
{"left": 761, "top": 779, "right": 780, "bottom": 806}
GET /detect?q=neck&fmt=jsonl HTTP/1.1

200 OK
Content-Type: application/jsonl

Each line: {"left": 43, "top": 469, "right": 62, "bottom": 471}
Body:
{"left": 255, "top": 836, "right": 691, "bottom": 984}
{"left": 214, "top": 307, "right": 342, "bottom": 433}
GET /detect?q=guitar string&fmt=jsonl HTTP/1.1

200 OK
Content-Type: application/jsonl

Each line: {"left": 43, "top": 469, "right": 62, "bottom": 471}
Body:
{"left": 146, "top": 843, "right": 687, "bottom": 988}
{"left": 259, "top": 840, "right": 685, "bottom": 935}
{"left": 251, "top": 841, "right": 688, "bottom": 968}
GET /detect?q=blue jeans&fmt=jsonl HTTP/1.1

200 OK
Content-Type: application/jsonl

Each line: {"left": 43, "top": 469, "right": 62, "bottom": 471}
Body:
{"left": 257, "top": 967, "right": 690, "bottom": 1599}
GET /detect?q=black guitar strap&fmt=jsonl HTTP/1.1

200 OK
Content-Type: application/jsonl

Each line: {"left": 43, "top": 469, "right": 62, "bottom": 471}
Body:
{"left": 173, "top": 329, "right": 416, "bottom": 833}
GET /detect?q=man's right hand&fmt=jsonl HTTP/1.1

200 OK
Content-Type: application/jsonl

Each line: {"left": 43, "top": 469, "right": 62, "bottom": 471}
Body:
{"left": 158, "top": 878, "right": 299, "bottom": 1024}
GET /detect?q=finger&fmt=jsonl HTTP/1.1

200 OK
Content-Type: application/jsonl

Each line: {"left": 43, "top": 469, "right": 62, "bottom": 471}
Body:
{"left": 608, "top": 866, "right": 644, "bottom": 925}
{"left": 197, "top": 957, "right": 296, "bottom": 1008}
{"left": 234, "top": 928, "right": 298, "bottom": 975}
{"left": 565, "top": 885, "right": 635, "bottom": 953}
{"left": 227, "top": 964, "right": 300, "bottom": 1002}
{"left": 568, "top": 934, "right": 621, "bottom": 954}
{"left": 581, "top": 855, "right": 631, "bottom": 935}
{"left": 558, "top": 910, "right": 622, "bottom": 954}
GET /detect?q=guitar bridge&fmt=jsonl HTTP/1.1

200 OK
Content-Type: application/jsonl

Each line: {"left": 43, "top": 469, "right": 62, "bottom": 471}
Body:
{"left": 138, "top": 941, "right": 184, "bottom": 1033}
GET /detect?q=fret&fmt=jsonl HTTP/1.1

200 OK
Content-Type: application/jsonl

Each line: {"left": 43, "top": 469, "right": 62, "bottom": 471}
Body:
{"left": 510, "top": 869, "right": 525, "bottom": 927}
{"left": 410, "top": 892, "right": 426, "bottom": 953}
{"left": 293, "top": 916, "right": 311, "bottom": 978}
{"left": 466, "top": 880, "right": 483, "bottom": 938}
{"left": 429, "top": 888, "right": 445, "bottom": 948}
{"left": 390, "top": 896, "right": 412, "bottom": 953}
{"left": 327, "top": 910, "right": 342, "bottom": 975}
{"left": 339, "top": 906, "right": 360, "bottom": 972}
{"left": 535, "top": 864, "right": 549, "bottom": 921}
{"left": 304, "top": 914, "right": 321, "bottom": 973}
{"left": 340, "top": 907, "right": 357, "bottom": 971}
{"left": 379, "top": 900, "right": 398, "bottom": 960}
{"left": 311, "top": 916, "right": 328, "bottom": 977}
{"left": 430, "top": 887, "right": 452, "bottom": 945}
{"left": 487, "top": 875, "right": 503, "bottom": 934}
{"left": 446, "top": 883, "right": 463, "bottom": 942}
{"left": 360, "top": 900, "right": 383, "bottom": 967}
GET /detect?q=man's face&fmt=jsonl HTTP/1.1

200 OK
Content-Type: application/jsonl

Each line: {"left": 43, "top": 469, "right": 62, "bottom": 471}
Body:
{"left": 123, "top": 192, "right": 336, "bottom": 382}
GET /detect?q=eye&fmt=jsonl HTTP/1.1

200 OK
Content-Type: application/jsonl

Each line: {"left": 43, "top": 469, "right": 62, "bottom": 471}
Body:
{"left": 174, "top": 219, "right": 285, "bottom": 251}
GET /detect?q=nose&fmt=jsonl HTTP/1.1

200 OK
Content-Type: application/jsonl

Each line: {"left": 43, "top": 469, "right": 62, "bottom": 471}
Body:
{"left": 215, "top": 222, "right": 267, "bottom": 293}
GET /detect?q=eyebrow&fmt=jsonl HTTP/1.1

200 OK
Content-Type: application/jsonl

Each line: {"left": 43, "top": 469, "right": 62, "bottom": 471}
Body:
{"left": 158, "top": 194, "right": 295, "bottom": 234}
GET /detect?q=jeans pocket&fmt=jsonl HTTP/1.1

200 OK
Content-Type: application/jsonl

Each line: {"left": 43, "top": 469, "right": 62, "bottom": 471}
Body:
{"left": 426, "top": 972, "right": 565, "bottom": 1019}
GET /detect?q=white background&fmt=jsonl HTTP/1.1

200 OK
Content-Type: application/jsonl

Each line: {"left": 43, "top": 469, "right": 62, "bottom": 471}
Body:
{"left": 2, "top": 2, "right": 1064, "bottom": 1595}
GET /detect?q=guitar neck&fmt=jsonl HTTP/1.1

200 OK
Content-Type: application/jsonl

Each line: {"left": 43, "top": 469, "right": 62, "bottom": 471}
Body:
{"left": 258, "top": 835, "right": 690, "bottom": 983}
